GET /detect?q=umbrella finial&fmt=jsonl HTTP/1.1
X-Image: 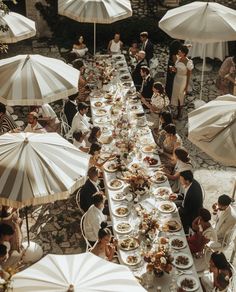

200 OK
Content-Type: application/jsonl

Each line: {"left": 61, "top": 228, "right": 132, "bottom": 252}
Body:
{"left": 24, "top": 137, "right": 29, "bottom": 144}
{"left": 67, "top": 284, "right": 74, "bottom": 292}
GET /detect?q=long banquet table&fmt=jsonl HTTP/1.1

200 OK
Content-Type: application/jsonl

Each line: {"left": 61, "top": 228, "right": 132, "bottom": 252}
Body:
{"left": 89, "top": 54, "right": 203, "bottom": 292}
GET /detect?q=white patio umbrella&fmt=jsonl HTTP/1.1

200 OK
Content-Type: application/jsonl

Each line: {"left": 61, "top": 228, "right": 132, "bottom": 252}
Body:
{"left": 0, "top": 132, "right": 90, "bottom": 208}
{"left": 0, "top": 10, "right": 36, "bottom": 43}
{"left": 0, "top": 54, "right": 79, "bottom": 106}
{"left": 11, "top": 253, "right": 146, "bottom": 292}
{"left": 159, "top": 2, "right": 236, "bottom": 99}
{"left": 58, "top": 0, "right": 133, "bottom": 55}
{"left": 188, "top": 94, "right": 236, "bottom": 166}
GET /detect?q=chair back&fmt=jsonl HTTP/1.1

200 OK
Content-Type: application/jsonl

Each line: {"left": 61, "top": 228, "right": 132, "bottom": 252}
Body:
{"left": 80, "top": 213, "right": 92, "bottom": 252}
{"left": 75, "top": 188, "right": 85, "bottom": 215}
{"left": 221, "top": 224, "right": 236, "bottom": 249}
{"left": 59, "top": 110, "right": 72, "bottom": 140}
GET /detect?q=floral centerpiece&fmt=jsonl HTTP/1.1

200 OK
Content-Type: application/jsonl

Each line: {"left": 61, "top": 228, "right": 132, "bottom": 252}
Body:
{"left": 139, "top": 212, "right": 159, "bottom": 241}
{"left": 125, "top": 171, "right": 151, "bottom": 195}
{"left": 143, "top": 239, "right": 173, "bottom": 275}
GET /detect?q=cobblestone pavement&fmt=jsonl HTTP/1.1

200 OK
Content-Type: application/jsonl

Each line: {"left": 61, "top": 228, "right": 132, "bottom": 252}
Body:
{"left": 4, "top": 42, "right": 235, "bottom": 263}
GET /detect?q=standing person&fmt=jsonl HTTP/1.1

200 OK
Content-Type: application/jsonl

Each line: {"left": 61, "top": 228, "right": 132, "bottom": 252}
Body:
{"left": 131, "top": 51, "right": 147, "bottom": 90}
{"left": 64, "top": 94, "right": 78, "bottom": 127}
{"left": 165, "top": 40, "right": 182, "bottom": 100}
{"left": 171, "top": 45, "right": 193, "bottom": 120}
{"left": 139, "top": 66, "right": 154, "bottom": 103}
{"left": 216, "top": 55, "right": 236, "bottom": 95}
{"left": 140, "top": 32, "right": 154, "bottom": 66}
{"left": 178, "top": 170, "right": 203, "bottom": 234}
{"left": 141, "top": 81, "right": 169, "bottom": 130}
{"left": 70, "top": 102, "right": 91, "bottom": 136}
{"left": 212, "top": 194, "right": 236, "bottom": 245}
{"left": 0, "top": 103, "right": 17, "bottom": 134}
{"left": 107, "top": 33, "right": 123, "bottom": 54}
{"left": 24, "top": 112, "right": 46, "bottom": 133}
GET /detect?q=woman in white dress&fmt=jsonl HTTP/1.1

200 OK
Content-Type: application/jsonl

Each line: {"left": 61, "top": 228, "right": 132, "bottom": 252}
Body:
{"left": 73, "top": 130, "right": 89, "bottom": 153}
{"left": 171, "top": 45, "right": 194, "bottom": 120}
{"left": 107, "top": 33, "right": 123, "bottom": 54}
{"left": 141, "top": 82, "right": 169, "bottom": 131}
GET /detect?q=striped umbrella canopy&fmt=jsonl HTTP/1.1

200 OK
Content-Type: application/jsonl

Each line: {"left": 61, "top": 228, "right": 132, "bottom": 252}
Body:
{"left": 11, "top": 253, "right": 146, "bottom": 292}
{"left": 0, "top": 54, "right": 79, "bottom": 106}
{"left": 0, "top": 10, "right": 36, "bottom": 43}
{"left": 0, "top": 132, "right": 90, "bottom": 208}
{"left": 58, "top": 0, "right": 133, "bottom": 55}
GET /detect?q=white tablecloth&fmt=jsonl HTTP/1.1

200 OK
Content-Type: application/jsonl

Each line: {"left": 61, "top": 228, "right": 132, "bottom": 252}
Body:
{"left": 89, "top": 54, "right": 203, "bottom": 292}
{"left": 185, "top": 41, "right": 229, "bottom": 61}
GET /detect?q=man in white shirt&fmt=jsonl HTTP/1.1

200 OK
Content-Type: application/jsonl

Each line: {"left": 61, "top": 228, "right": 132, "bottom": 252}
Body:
{"left": 70, "top": 102, "right": 91, "bottom": 136}
{"left": 214, "top": 194, "right": 236, "bottom": 244}
{"left": 83, "top": 193, "right": 107, "bottom": 245}
{"left": 24, "top": 112, "right": 46, "bottom": 133}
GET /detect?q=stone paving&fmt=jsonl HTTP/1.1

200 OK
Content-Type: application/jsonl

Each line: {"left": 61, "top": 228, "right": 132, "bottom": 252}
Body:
{"left": 4, "top": 42, "right": 236, "bottom": 263}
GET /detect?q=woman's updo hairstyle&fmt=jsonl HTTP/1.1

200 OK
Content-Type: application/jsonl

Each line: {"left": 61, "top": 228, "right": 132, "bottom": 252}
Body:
{"left": 98, "top": 222, "right": 111, "bottom": 240}
{"left": 174, "top": 146, "right": 190, "bottom": 163}
{"left": 153, "top": 82, "right": 165, "bottom": 95}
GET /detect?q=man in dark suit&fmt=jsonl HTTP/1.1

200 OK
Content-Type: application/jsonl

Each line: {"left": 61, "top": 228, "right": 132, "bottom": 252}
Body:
{"left": 64, "top": 93, "right": 78, "bottom": 126}
{"left": 178, "top": 170, "right": 203, "bottom": 233}
{"left": 79, "top": 166, "right": 100, "bottom": 212}
{"left": 131, "top": 51, "right": 147, "bottom": 91}
{"left": 140, "top": 66, "right": 154, "bottom": 104}
{"left": 140, "top": 32, "right": 154, "bottom": 66}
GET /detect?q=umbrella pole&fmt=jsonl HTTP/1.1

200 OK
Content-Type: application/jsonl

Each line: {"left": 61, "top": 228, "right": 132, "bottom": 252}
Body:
{"left": 199, "top": 44, "right": 206, "bottom": 100}
{"left": 232, "top": 179, "right": 236, "bottom": 201}
{"left": 25, "top": 207, "right": 30, "bottom": 247}
{"left": 94, "top": 22, "right": 96, "bottom": 56}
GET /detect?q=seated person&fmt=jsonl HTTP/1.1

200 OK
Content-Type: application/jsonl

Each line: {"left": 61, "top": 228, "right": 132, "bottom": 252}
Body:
{"left": 201, "top": 252, "right": 232, "bottom": 292}
{"left": 88, "top": 126, "right": 101, "bottom": 146}
{"left": 70, "top": 102, "right": 91, "bottom": 138}
{"left": 64, "top": 94, "right": 78, "bottom": 127}
{"left": 0, "top": 244, "right": 9, "bottom": 280}
{"left": 72, "top": 60, "right": 92, "bottom": 102}
{"left": 83, "top": 193, "right": 107, "bottom": 246}
{"left": 129, "top": 41, "right": 139, "bottom": 58}
{"left": 89, "top": 143, "right": 114, "bottom": 169}
{"left": 213, "top": 194, "right": 236, "bottom": 245}
{"left": 91, "top": 222, "right": 116, "bottom": 261}
{"left": 24, "top": 112, "right": 46, "bottom": 133}
{"left": 159, "top": 124, "right": 182, "bottom": 174}
{"left": 178, "top": 170, "right": 203, "bottom": 234}
{"left": 79, "top": 166, "right": 100, "bottom": 212}
{"left": 154, "top": 110, "right": 173, "bottom": 141}
{"left": 0, "top": 103, "right": 18, "bottom": 134}
{"left": 141, "top": 82, "right": 169, "bottom": 130}
{"left": 0, "top": 223, "right": 22, "bottom": 269}
{"left": 72, "top": 36, "right": 88, "bottom": 57}
{"left": 214, "top": 270, "right": 232, "bottom": 292}
{"left": 107, "top": 32, "right": 123, "bottom": 54}
{"left": 187, "top": 208, "right": 217, "bottom": 254}
{"left": 131, "top": 51, "right": 146, "bottom": 90}
{"left": 73, "top": 130, "right": 89, "bottom": 153}
{"left": 164, "top": 147, "right": 193, "bottom": 193}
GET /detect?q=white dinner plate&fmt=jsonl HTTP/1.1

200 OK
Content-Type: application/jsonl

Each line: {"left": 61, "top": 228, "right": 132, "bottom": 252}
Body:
{"left": 154, "top": 187, "right": 172, "bottom": 198}
{"left": 114, "top": 222, "right": 132, "bottom": 234}
{"left": 108, "top": 179, "right": 124, "bottom": 190}
{"left": 177, "top": 275, "right": 199, "bottom": 291}
{"left": 173, "top": 253, "right": 193, "bottom": 270}
{"left": 158, "top": 201, "right": 176, "bottom": 213}
{"left": 170, "top": 236, "right": 187, "bottom": 250}
{"left": 113, "top": 206, "right": 130, "bottom": 217}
